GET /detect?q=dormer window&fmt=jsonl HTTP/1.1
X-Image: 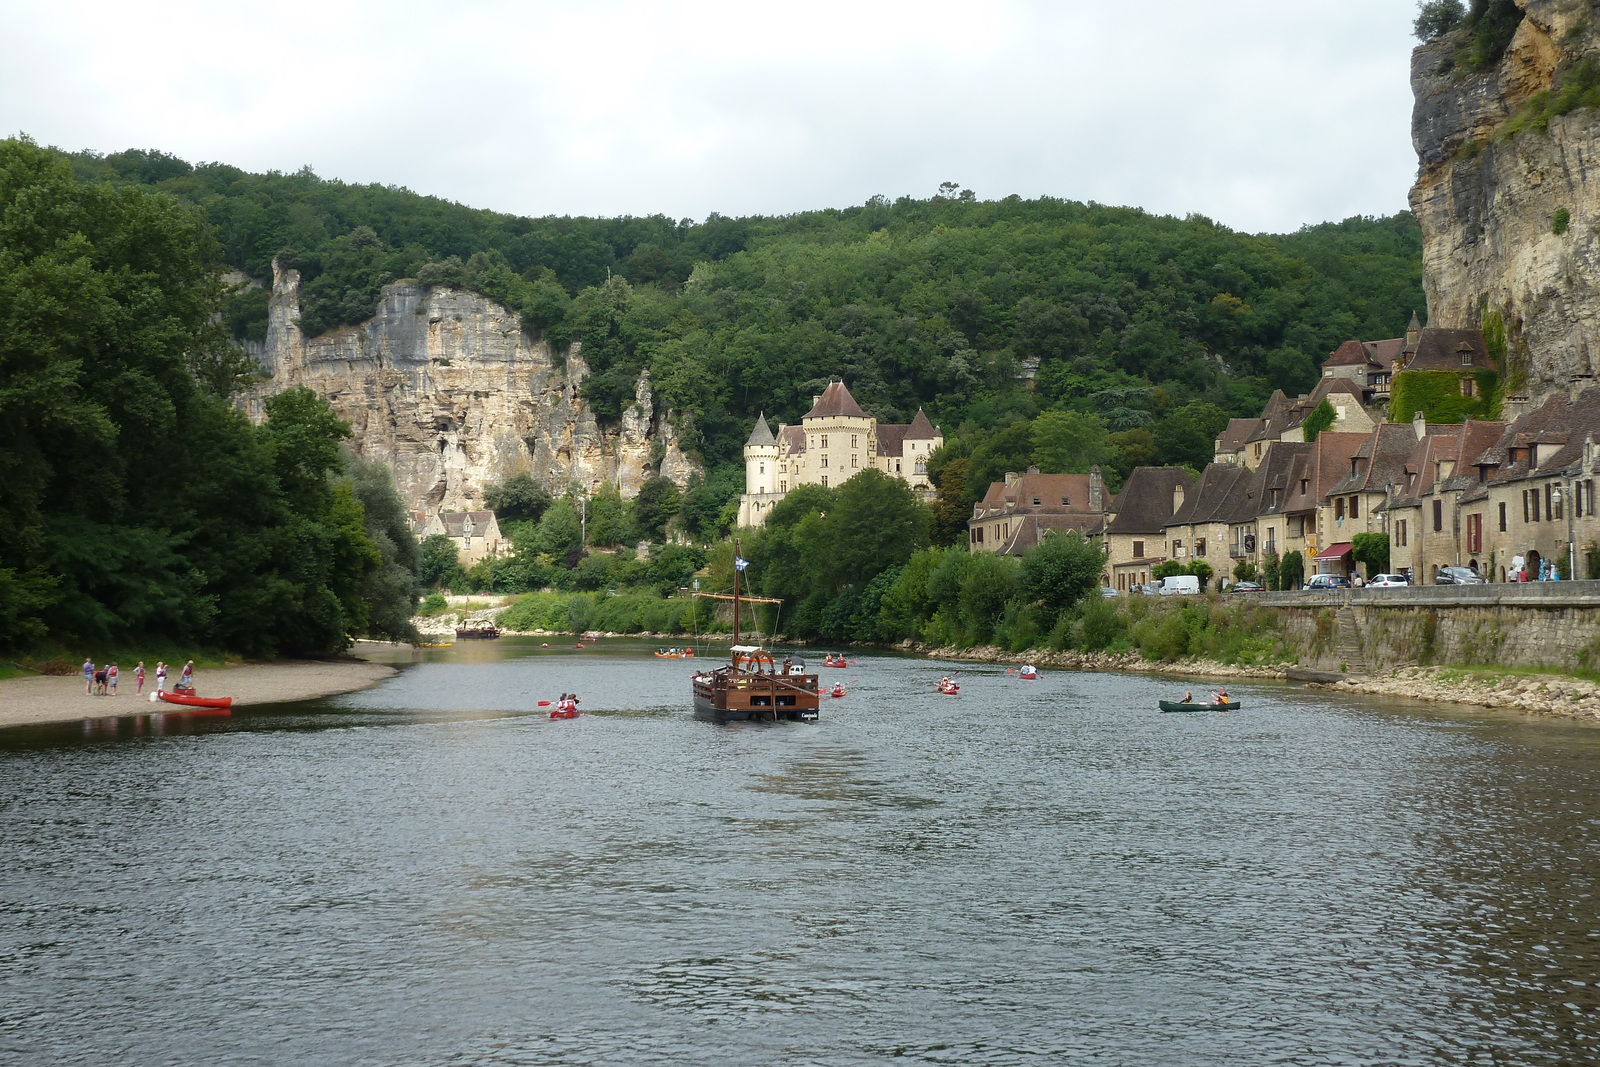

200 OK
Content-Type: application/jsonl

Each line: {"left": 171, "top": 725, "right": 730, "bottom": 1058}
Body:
{"left": 1061, "top": 497, "right": 1070, "bottom": 506}
{"left": 1033, "top": 497, "right": 1041, "bottom": 506}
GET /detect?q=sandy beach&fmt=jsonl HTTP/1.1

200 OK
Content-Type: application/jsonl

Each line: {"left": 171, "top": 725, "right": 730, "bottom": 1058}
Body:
{"left": 0, "top": 658, "right": 398, "bottom": 730}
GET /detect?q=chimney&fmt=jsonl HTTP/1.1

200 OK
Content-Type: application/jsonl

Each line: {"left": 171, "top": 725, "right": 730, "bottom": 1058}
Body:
{"left": 1089, "top": 466, "right": 1103, "bottom": 511}
{"left": 1412, "top": 410, "right": 1427, "bottom": 440}
{"left": 1004, "top": 471, "right": 1019, "bottom": 487}
{"left": 1570, "top": 373, "right": 1594, "bottom": 400}
{"left": 1172, "top": 483, "right": 1186, "bottom": 514}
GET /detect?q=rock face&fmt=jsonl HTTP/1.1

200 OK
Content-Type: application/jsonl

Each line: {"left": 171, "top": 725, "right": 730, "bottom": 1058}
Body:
{"left": 1410, "top": 0, "right": 1600, "bottom": 396}
{"left": 244, "top": 261, "right": 696, "bottom": 514}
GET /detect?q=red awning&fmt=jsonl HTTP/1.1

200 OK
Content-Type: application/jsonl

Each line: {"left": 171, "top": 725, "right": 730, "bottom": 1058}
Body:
{"left": 1314, "top": 542, "right": 1353, "bottom": 560}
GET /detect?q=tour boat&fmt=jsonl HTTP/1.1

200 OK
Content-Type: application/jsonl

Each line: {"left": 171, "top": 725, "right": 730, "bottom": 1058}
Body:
{"left": 154, "top": 689, "right": 233, "bottom": 709}
{"left": 690, "top": 542, "right": 819, "bottom": 723}
{"left": 1158, "top": 700, "right": 1240, "bottom": 712}
{"left": 455, "top": 621, "right": 500, "bottom": 639}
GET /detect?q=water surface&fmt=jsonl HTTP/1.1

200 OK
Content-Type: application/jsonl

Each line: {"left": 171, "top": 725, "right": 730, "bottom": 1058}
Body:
{"left": 2, "top": 639, "right": 1598, "bottom": 1065}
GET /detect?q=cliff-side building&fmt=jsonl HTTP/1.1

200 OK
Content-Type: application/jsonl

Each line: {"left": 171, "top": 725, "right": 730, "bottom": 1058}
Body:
{"left": 737, "top": 380, "right": 943, "bottom": 527}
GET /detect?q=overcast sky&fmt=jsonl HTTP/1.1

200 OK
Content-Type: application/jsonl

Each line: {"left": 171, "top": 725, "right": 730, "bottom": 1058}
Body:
{"left": 6, "top": 0, "right": 1421, "bottom": 235}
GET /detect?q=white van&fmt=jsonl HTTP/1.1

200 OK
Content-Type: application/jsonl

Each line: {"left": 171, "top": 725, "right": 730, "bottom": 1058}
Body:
{"left": 1157, "top": 575, "right": 1201, "bottom": 596}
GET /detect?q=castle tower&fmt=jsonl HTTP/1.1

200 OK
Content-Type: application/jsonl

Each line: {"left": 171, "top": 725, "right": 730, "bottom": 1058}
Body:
{"left": 737, "top": 413, "right": 780, "bottom": 527}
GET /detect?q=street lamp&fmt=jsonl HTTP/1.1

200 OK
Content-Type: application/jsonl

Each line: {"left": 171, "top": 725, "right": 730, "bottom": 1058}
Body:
{"left": 1553, "top": 482, "right": 1577, "bottom": 581}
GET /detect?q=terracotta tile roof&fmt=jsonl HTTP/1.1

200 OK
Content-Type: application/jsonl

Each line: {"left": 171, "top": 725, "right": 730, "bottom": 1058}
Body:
{"left": 875, "top": 423, "right": 908, "bottom": 456}
{"left": 802, "top": 380, "right": 868, "bottom": 419}
{"left": 1105, "top": 467, "right": 1195, "bottom": 534}
{"left": 1364, "top": 338, "right": 1404, "bottom": 372}
{"left": 779, "top": 425, "right": 805, "bottom": 453}
{"left": 974, "top": 472, "right": 1101, "bottom": 518}
{"left": 1324, "top": 340, "right": 1374, "bottom": 367}
{"left": 996, "top": 513, "right": 1103, "bottom": 555}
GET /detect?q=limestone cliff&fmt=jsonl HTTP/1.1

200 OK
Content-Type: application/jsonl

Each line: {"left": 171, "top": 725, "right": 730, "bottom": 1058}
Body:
{"left": 243, "top": 260, "right": 696, "bottom": 515}
{"left": 1410, "top": 0, "right": 1600, "bottom": 396}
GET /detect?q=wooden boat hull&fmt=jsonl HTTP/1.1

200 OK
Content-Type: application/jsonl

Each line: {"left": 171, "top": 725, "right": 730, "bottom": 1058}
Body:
{"left": 1159, "top": 700, "right": 1240, "bottom": 712}
{"left": 692, "top": 673, "right": 820, "bottom": 723}
{"left": 156, "top": 691, "right": 233, "bottom": 709}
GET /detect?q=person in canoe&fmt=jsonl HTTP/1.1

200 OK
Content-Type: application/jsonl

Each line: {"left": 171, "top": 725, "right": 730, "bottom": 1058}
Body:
{"left": 1212, "top": 687, "right": 1229, "bottom": 707}
{"left": 1182, "top": 690, "right": 1194, "bottom": 704}
{"left": 831, "top": 683, "right": 846, "bottom": 698}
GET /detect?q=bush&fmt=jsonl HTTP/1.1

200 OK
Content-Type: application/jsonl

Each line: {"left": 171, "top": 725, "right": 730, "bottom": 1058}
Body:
{"left": 418, "top": 593, "right": 449, "bottom": 616}
{"left": 1414, "top": 0, "right": 1464, "bottom": 40}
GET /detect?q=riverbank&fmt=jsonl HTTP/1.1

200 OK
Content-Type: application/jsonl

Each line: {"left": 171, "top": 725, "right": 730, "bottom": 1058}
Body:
{"left": 0, "top": 657, "right": 397, "bottom": 730}
{"left": 910, "top": 642, "right": 1600, "bottom": 721}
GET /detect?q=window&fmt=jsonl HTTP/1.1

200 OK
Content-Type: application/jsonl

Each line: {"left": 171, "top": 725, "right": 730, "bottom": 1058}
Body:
{"left": 1462, "top": 351, "right": 1472, "bottom": 366}
{"left": 1523, "top": 490, "right": 1530, "bottom": 523}
{"left": 1467, "top": 513, "right": 1483, "bottom": 553}
{"left": 1553, "top": 485, "right": 1564, "bottom": 520}
{"left": 1533, "top": 491, "right": 1542, "bottom": 523}
{"left": 780, "top": 481, "right": 787, "bottom": 493}
{"left": 852, "top": 454, "right": 858, "bottom": 468}
{"left": 914, "top": 459, "right": 926, "bottom": 475}
{"left": 1033, "top": 497, "right": 1041, "bottom": 506}
{"left": 1254, "top": 443, "right": 1262, "bottom": 459}
{"left": 1133, "top": 540, "right": 1145, "bottom": 558}
{"left": 1196, "top": 538, "right": 1207, "bottom": 558}
{"left": 1499, "top": 502, "right": 1507, "bottom": 531}
{"left": 1173, "top": 539, "right": 1184, "bottom": 557}
{"left": 821, "top": 455, "right": 828, "bottom": 469}
{"left": 851, "top": 435, "right": 858, "bottom": 448}
{"left": 759, "top": 463, "right": 765, "bottom": 474}
{"left": 1350, "top": 497, "right": 1359, "bottom": 519}
{"left": 1547, "top": 484, "right": 1557, "bottom": 520}
{"left": 895, "top": 461, "right": 902, "bottom": 473}
{"left": 1395, "top": 519, "right": 1407, "bottom": 547}
{"left": 1062, "top": 497, "right": 1071, "bottom": 506}
{"left": 1461, "top": 377, "right": 1475, "bottom": 397}
{"left": 821, "top": 476, "right": 828, "bottom": 488}
{"left": 821, "top": 435, "right": 829, "bottom": 448}
{"left": 1336, "top": 499, "right": 1345, "bottom": 520}
{"left": 1433, "top": 500, "right": 1443, "bottom": 532}
{"left": 973, "top": 527, "right": 983, "bottom": 544}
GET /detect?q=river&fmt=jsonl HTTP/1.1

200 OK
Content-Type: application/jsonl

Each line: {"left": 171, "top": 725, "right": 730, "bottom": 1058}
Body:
{"left": 2, "top": 638, "right": 1598, "bottom": 1066}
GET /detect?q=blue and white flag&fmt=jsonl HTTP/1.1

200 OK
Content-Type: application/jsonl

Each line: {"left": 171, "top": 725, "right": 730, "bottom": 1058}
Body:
{"left": 734, "top": 557, "right": 749, "bottom": 571}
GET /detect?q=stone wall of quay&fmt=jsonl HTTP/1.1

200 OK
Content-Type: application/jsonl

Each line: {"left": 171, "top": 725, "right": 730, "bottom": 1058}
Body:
{"left": 1254, "top": 582, "right": 1600, "bottom": 673}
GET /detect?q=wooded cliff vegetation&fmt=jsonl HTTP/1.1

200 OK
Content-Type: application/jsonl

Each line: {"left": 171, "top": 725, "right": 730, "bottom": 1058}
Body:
{"left": 4, "top": 135, "right": 1425, "bottom": 657}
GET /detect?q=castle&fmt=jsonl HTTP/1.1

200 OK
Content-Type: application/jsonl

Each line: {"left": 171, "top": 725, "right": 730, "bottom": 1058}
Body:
{"left": 737, "top": 380, "right": 944, "bottom": 527}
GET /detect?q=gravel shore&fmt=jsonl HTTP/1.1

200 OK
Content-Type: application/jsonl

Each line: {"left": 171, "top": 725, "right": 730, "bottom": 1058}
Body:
{"left": 0, "top": 659, "right": 397, "bottom": 730}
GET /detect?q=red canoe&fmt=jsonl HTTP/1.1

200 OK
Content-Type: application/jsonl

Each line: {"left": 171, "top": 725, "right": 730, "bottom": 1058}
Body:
{"left": 549, "top": 708, "right": 579, "bottom": 719}
{"left": 936, "top": 685, "right": 960, "bottom": 695}
{"left": 156, "top": 690, "right": 233, "bottom": 709}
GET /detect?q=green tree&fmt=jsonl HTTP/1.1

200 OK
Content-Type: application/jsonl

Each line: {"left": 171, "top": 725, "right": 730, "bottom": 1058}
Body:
{"left": 419, "top": 535, "right": 464, "bottom": 589}
{"left": 586, "top": 485, "right": 630, "bottom": 547}
{"left": 810, "top": 469, "right": 932, "bottom": 592}
{"left": 1414, "top": 0, "right": 1465, "bottom": 39}
{"left": 631, "top": 477, "right": 681, "bottom": 541}
{"left": 1351, "top": 532, "right": 1390, "bottom": 577}
{"left": 1280, "top": 550, "right": 1306, "bottom": 590}
{"left": 1030, "top": 410, "right": 1115, "bottom": 473}
{"left": 1300, "top": 399, "right": 1336, "bottom": 442}
{"left": 339, "top": 454, "right": 421, "bottom": 642}
{"left": 1019, "top": 530, "right": 1106, "bottom": 629}
{"left": 537, "top": 500, "right": 583, "bottom": 566}
{"left": 484, "top": 472, "right": 554, "bottom": 523}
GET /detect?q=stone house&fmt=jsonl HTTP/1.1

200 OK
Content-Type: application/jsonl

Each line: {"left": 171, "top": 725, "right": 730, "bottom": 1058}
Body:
{"left": 417, "top": 509, "right": 505, "bottom": 566}
{"left": 968, "top": 467, "right": 1107, "bottom": 555}
{"left": 1102, "top": 466, "right": 1193, "bottom": 591}
{"left": 737, "top": 380, "right": 943, "bottom": 527}
{"left": 1277, "top": 432, "right": 1367, "bottom": 577}
{"left": 1250, "top": 440, "right": 1311, "bottom": 569}
{"left": 1161, "top": 462, "right": 1258, "bottom": 586}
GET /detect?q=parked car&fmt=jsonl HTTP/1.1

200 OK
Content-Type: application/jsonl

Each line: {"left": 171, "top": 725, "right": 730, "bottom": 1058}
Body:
{"left": 1134, "top": 583, "right": 1158, "bottom": 596}
{"left": 1303, "top": 574, "right": 1352, "bottom": 590}
{"left": 1230, "top": 581, "right": 1264, "bottom": 593}
{"left": 1435, "top": 566, "right": 1488, "bottom": 585}
{"left": 1099, "top": 587, "right": 1119, "bottom": 598}
{"left": 1368, "top": 573, "right": 1410, "bottom": 587}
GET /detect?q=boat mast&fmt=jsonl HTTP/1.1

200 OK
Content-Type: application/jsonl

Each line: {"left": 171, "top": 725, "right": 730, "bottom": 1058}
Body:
{"left": 732, "top": 537, "right": 741, "bottom": 645}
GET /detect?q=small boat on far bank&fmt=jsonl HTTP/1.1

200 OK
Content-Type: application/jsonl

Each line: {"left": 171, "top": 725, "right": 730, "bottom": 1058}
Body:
{"left": 456, "top": 621, "right": 501, "bottom": 639}
{"left": 154, "top": 689, "right": 233, "bottom": 709}
{"left": 1159, "top": 700, "right": 1240, "bottom": 712}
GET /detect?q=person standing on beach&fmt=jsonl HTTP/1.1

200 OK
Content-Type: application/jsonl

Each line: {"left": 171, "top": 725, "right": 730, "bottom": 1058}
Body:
{"left": 83, "top": 657, "right": 94, "bottom": 695}
{"left": 155, "top": 661, "right": 167, "bottom": 692}
{"left": 135, "top": 662, "right": 145, "bottom": 694}
{"left": 180, "top": 661, "right": 193, "bottom": 690}
{"left": 108, "top": 664, "right": 118, "bottom": 696}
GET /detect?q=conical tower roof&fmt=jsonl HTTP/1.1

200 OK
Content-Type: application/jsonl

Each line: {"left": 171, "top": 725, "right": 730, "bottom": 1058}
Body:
{"left": 745, "top": 412, "right": 776, "bottom": 447}
{"left": 802, "top": 380, "right": 867, "bottom": 420}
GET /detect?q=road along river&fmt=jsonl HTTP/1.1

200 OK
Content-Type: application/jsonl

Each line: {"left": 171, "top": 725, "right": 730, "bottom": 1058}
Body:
{"left": 2, "top": 638, "right": 1598, "bottom": 1066}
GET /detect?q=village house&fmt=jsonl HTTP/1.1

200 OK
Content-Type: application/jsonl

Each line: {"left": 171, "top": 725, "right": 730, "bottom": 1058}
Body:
{"left": 415, "top": 509, "right": 505, "bottom": 566}
{"left": 1251, "top": 440, "right": 1311, "bottom": 569}
{"left": 737, "top": 380, "right": 943, "bottom": 527}
{"left": 1161, "top": 462, "right": 1258, "bottom": 586}
{"left": 1101, "top": 466, "right": 1193, "bottom": 591}
{"left": 968, "top": 467, "right": 1107, "bottom": 556}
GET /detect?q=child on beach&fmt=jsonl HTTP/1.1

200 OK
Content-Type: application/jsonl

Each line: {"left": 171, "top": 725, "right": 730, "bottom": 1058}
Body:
{"left": 108, "top": 664, "right": 118, "bottom": 695}
{"left": 135, "top": 662, "right": 145, "bottom": 694}
{"left": 155, "top": 662, "right": 167, "bottom": 692}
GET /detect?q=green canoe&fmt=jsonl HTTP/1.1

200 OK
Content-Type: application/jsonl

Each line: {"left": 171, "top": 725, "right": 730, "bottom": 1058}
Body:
{"left": 1159, "top": 700, "right": 1240, "bottom": 712}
